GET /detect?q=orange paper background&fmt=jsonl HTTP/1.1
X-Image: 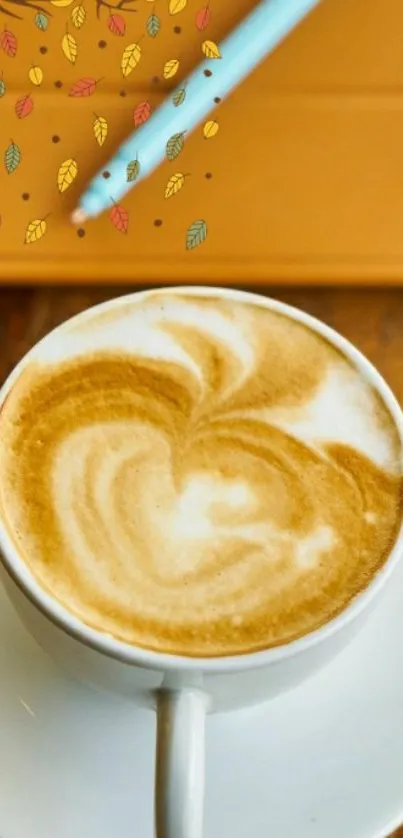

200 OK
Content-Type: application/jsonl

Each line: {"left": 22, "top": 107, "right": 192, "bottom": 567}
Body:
{"left": 0, "top": 0, "right": 402, "bottom": 284}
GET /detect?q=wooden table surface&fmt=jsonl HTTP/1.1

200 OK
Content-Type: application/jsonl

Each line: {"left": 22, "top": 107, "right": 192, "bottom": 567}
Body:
{"left": 0, "top": 285, "right": 403, "bottom": 838}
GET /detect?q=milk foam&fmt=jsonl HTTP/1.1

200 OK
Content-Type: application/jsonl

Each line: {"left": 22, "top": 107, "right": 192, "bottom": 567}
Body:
{"left": 0, "top": 291, "right": 401, "bottom": 656}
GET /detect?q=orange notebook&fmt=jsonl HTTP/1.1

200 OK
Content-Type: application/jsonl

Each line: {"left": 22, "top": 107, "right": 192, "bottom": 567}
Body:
{"left": 0, "top": 0, "right": 402, "bottom": 284}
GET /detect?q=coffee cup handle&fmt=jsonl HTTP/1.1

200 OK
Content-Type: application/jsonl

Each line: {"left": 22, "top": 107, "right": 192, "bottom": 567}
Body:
{"left": 155, "top": 688, "right": 208, "bottom": 838}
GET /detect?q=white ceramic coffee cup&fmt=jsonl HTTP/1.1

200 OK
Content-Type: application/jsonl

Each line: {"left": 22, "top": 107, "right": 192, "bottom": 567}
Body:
{"left": 0, "top": 287, "right": 402, "bottom": 838}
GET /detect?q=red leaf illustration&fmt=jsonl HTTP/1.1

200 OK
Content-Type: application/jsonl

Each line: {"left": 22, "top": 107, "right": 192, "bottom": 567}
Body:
{"left": 133, "top": 100, "right": 151, "bottom": 127}
{"left": 195, "top": 5, "right": 210, "bottom": 31}
{"left": 1, "top": 28, "right": 17, "bottom": 57}
{"left": 69, "top": 77, "right": 98, "bottom": 97}
{"left": 15, "top": 94, "right": 33, "bottom": 119}
{"left": 108, "top": 13, "right": 125, "bottom": 36}
{"left": 110, "top": 204, "right": 129, "bottom": 234}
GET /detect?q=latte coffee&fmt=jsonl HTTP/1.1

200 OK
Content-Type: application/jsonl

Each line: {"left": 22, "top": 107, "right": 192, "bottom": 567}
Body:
{"left": 0, "top": 290, "right": 402, "bottom": 657}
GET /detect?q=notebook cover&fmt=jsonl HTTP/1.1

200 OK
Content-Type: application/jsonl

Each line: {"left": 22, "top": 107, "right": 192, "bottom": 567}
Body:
{"left": 0, "top": 0, "right": 402, "bottom": 284}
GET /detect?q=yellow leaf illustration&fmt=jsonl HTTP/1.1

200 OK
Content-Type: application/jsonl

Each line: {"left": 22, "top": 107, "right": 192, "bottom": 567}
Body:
{"left": 57, "top": 158, "right": 78, "bottom": 193}
{"left": 121, "top": 42, "right": 142, "bottom": 77}
{"left": 203, "top": 119, "right": 219, "bottom": 139}
{"left": 51, "top": 0, "right": 74, "bottom": 6}
{"left": 62, "top": 32, "right": 78, "bottom": 64}
{"left": 29, "top": 65, "right": 43, "bottom": 86}
{"left": 93, "top": 115, "right": 108, "bottom": 147}
{"left": 202, "top": 39, "right": 221, "bottom": 59}
{"left": 165, "top": 172, "right": 186, "bottom": 199}
{"left": 25, "top": 218, "right": 47, "bottom": 244}
{"left": 169, "top": 0, "right": 187, "bottom": 13}
{"left": 163, "top": 58, "right": 179, "bottom": 80}
{"left": 71, "top": 4, "right": 86, "bottom": 28}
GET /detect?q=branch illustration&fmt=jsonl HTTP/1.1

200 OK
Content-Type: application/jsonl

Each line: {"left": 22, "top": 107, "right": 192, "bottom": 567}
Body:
{"left": 96, "top": 0, "right": 137, "bottom": 17}
{"left": 0, "top": 0, "right": 51, "bottom": 18}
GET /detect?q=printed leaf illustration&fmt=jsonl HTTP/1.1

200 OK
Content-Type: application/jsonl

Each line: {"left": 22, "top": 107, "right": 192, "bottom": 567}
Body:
{"left": 4, "top": 141, "right": 21, "bottom": 174}
{"left": 186, "top": 219, "right": 207, "bottom": 250}
{"left": 15, "top": 94, "right": 33, "bottom": 119}
{"left": 121, "top": 42, "right": 141, "bottom": 77}
{"left": 25, "top": 218, "right": 47, "bottom": 245}
{"left": 173, "top": 87, "right": 186, "bottom": 107}
{"left": 69, "top": 77, "right": 98, "bottom": 97}
{"left": 203, "top": 119, "right": 219, "bottom": 139}
{"left": 169, "top": 0, "right": 187, "bottom": 13}
{"left": 35, "top": 12, "right": 49, "bottom": 31}
{"left": 108, "top": 14, "right": 126, "bottom": 36}
{"left": 126, "top": 158, "right": 140, "bottom": 182}
{"left": 202, "top": 39, "right": 221, "bottom": 59}
{"left": 1, "top": 30, "right": 17, "bottom": 58}
{"left": 146, "top": 12, "right": 160, "bottom": 37}
{"left": 57, "top": 158, "right": 78, "bottom": 193}
{"left": 110, "top": 203, "right": 129, "bottom": 234}
{"left": 71, "top": 5, "right": 86, "bottom": 28}
{"left": 165, "top": 172, "right": 185, "bottom": 199}
{"left": 62, "top": 32, "right": 78, "bottom": 64}
{"left": 0, "top": 79, "right": 5, "bottom": 97}
{"left": 196, "top": 5, "right": 210, "bottom": 31}
{"left": 29, "top": 65, "right": 43, "bottom": 87}
{"left": 93, "top": 114, "right": 107, "bottom": 146}
{"left": 163, "top": 58, "right": 179, "bottom": 80}
{"left": 166, "top": 131, "right": 185, "bottom": 160}
{"left": 51, "top": 0, "right": 74, "bottom": 7}
{"left": 133, "top": 100, "right": 151, "bottom": 127}
{"left": 172, "top": 87, "right": 186, "bottom": 108}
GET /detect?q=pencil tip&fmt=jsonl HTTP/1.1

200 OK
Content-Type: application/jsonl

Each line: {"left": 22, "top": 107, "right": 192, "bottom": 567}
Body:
{"left": 71, "top": 208, "right": 87, "bottom": 225}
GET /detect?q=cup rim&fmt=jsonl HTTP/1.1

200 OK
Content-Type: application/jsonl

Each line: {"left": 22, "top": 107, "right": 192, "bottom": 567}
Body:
{"left": 0, "top": 285, "right": 402, "bottom": 673}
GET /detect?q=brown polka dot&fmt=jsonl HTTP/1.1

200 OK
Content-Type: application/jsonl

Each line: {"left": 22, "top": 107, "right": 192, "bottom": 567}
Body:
{"left": 205, "top": 172, "right": 212, "bottom": 179}
{"left": 154, "top": 219, "right": 163, "bottom": 227}
{"left": 119, "top": 89, "right": 127, "bottom": 97}
{"left": 204, "top": 69, "right": 212, "bottom": 77}
{"left": 173, "top": 25, "right": 181, "bottom": 33}
{"left": 214, "top": 96, "right": 221, "bottom": 103}
{"left": 77, "top": 228, "right": 86, "bottom": 238}
{"left": 152, "top": 75, "right": 160, "bottom": 84}
{"left": 98, "top": 40, "right": 107, "bottom": 48}
{"left": 52, "top": 135, "right": 60, "bottom": 143}
{"left": 39, "top": 46, "right": 47, "bottom": 54}
{"left": 54, "top": 80, "right": 63, "bottom": 89}
{"left": 22, "top": 193, "right": 30, "bottom": 201}
{"left": 102, "top": 171, "right": 111, "bottom": 179}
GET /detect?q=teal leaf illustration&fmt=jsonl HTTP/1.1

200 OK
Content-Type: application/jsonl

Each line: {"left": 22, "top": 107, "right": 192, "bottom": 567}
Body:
{"left": 173, "top": 87, "right": 186, "bottom": 107}
{"left": 186, "top": 220, "right": 207, "bottom": 250}
{"left": 0, "top": 78, "right": 5, "bottom": 97}
{"left": 5, "top": 141, "right": 21, "bottom": 174}
{"left": 35, "top": 11, "right": 49, "bottom": 30}
{"left": 146, "top": 13, "right": 160, "bottom": 37}
{"left": 166, "top": 131, "right": 185, "bottom": 161}
{"left": 126, "top": 158, "right": 140, "bottom": 182}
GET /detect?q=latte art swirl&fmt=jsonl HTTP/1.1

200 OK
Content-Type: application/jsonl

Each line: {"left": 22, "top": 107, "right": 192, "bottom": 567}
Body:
{"left": 0, "top": 292, "right": 402, "bottom": 656}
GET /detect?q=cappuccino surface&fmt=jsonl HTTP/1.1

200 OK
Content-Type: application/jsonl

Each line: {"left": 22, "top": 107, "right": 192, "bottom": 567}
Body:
{"left": 0, "top": 291, "right": 402, "bottom": 657}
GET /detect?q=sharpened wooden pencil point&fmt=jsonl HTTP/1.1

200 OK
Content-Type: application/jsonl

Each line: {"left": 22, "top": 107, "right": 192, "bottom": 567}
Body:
{"left": 71, "top": 208, "right": 87, "bottom": 225}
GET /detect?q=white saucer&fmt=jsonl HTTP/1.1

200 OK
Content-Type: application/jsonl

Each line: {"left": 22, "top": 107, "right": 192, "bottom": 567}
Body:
{"left": 1, "top": 562, "right": 403, "bottom": 838}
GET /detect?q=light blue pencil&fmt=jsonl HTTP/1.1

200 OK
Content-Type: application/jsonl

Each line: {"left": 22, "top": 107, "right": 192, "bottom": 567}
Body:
{"left": 72, "top": 0, "right": 321, "bottom": 223}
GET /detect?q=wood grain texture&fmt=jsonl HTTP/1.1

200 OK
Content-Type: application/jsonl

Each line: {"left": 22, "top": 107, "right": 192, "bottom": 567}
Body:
{"left": 0, "top": 286, "right": 403, "bottom": 838}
